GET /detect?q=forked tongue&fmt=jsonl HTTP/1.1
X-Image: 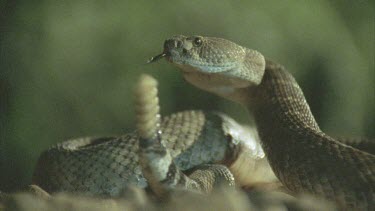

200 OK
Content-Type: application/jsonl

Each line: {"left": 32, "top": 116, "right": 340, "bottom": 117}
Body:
{"left": 147, "top": 53, "right": 167, "bottom": 64}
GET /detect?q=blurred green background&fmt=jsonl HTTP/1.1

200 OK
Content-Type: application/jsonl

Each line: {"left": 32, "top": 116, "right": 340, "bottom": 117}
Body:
{"left": 0, "top": 0, "right": 374, "bottom": 192}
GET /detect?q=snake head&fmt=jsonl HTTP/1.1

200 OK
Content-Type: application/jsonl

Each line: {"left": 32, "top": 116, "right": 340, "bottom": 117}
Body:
{"left": 163, "top": 35, "right": 245, "bottom": 73}
{"left": 150, "top": 35, "right": 266, "bottom": 102}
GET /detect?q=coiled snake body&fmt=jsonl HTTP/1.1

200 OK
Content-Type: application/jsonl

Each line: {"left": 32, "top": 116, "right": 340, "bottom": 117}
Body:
{"left": 30, "top": 35, "right": 374, "bottom": 210}
{"left": 33, "top": 110, "right": 274, "bottom": 196}
{"left": 154, "top": 35, "right": 374, "bottom": 210}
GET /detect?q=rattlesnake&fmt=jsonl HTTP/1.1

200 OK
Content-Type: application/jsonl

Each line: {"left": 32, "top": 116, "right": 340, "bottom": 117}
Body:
{"left": 150, "top": 35, "right": 374, "bottom": 210}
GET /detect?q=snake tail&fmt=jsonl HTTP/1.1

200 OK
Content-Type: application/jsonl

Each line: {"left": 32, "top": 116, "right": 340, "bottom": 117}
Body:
{"left": 135, "top": 74, "right": 200, "bottom": 197}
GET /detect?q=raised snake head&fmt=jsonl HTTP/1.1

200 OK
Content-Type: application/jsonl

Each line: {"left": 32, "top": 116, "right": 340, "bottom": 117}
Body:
{"left": 149, "top": 35, "right": 266, "bottom": 102}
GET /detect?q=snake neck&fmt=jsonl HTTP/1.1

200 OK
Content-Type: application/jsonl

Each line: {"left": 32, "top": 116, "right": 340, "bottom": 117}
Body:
{"left": 242, "top": 61, "right": 322, "bottom": 172}
{"left": 246, "top": 60, "right": 321, "bottom": 133}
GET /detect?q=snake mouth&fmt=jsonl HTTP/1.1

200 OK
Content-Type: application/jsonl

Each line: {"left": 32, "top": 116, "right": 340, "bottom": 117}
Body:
{"left": 148, "top": 36, "right": 191, "bottom": 65}
{"left": 147, "top": 37, "right": 183, "bottom": 64}
{"left": 147, "top": 49, "right": 183, "bottom": 65}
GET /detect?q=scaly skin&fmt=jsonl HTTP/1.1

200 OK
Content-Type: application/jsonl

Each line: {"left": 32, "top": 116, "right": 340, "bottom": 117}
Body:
{"left": 159, "top": 35, "right": 375, "bottom": 210}
{"left": 33, "top": 110, "right": 269, "bottom": 196}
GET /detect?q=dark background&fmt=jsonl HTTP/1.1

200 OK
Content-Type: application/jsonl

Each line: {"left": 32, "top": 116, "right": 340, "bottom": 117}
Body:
{"left": 0, "top": 0, "right": 374, "bottom": 192}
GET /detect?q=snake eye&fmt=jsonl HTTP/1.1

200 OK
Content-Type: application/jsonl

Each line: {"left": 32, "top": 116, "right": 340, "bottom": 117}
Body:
{"left": 193, "top": 37, "right": 202, "bottom": 47}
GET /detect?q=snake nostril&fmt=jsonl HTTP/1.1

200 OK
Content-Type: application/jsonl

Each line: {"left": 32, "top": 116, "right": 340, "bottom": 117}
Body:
{"left": 166, "top": 40, "right": 174, "bottom": 49}
{"left": 163, "top": 40, "right": 171, "bottom": 49}
{"left": 164, "top": 39, "right": 183, "bottom": 49}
